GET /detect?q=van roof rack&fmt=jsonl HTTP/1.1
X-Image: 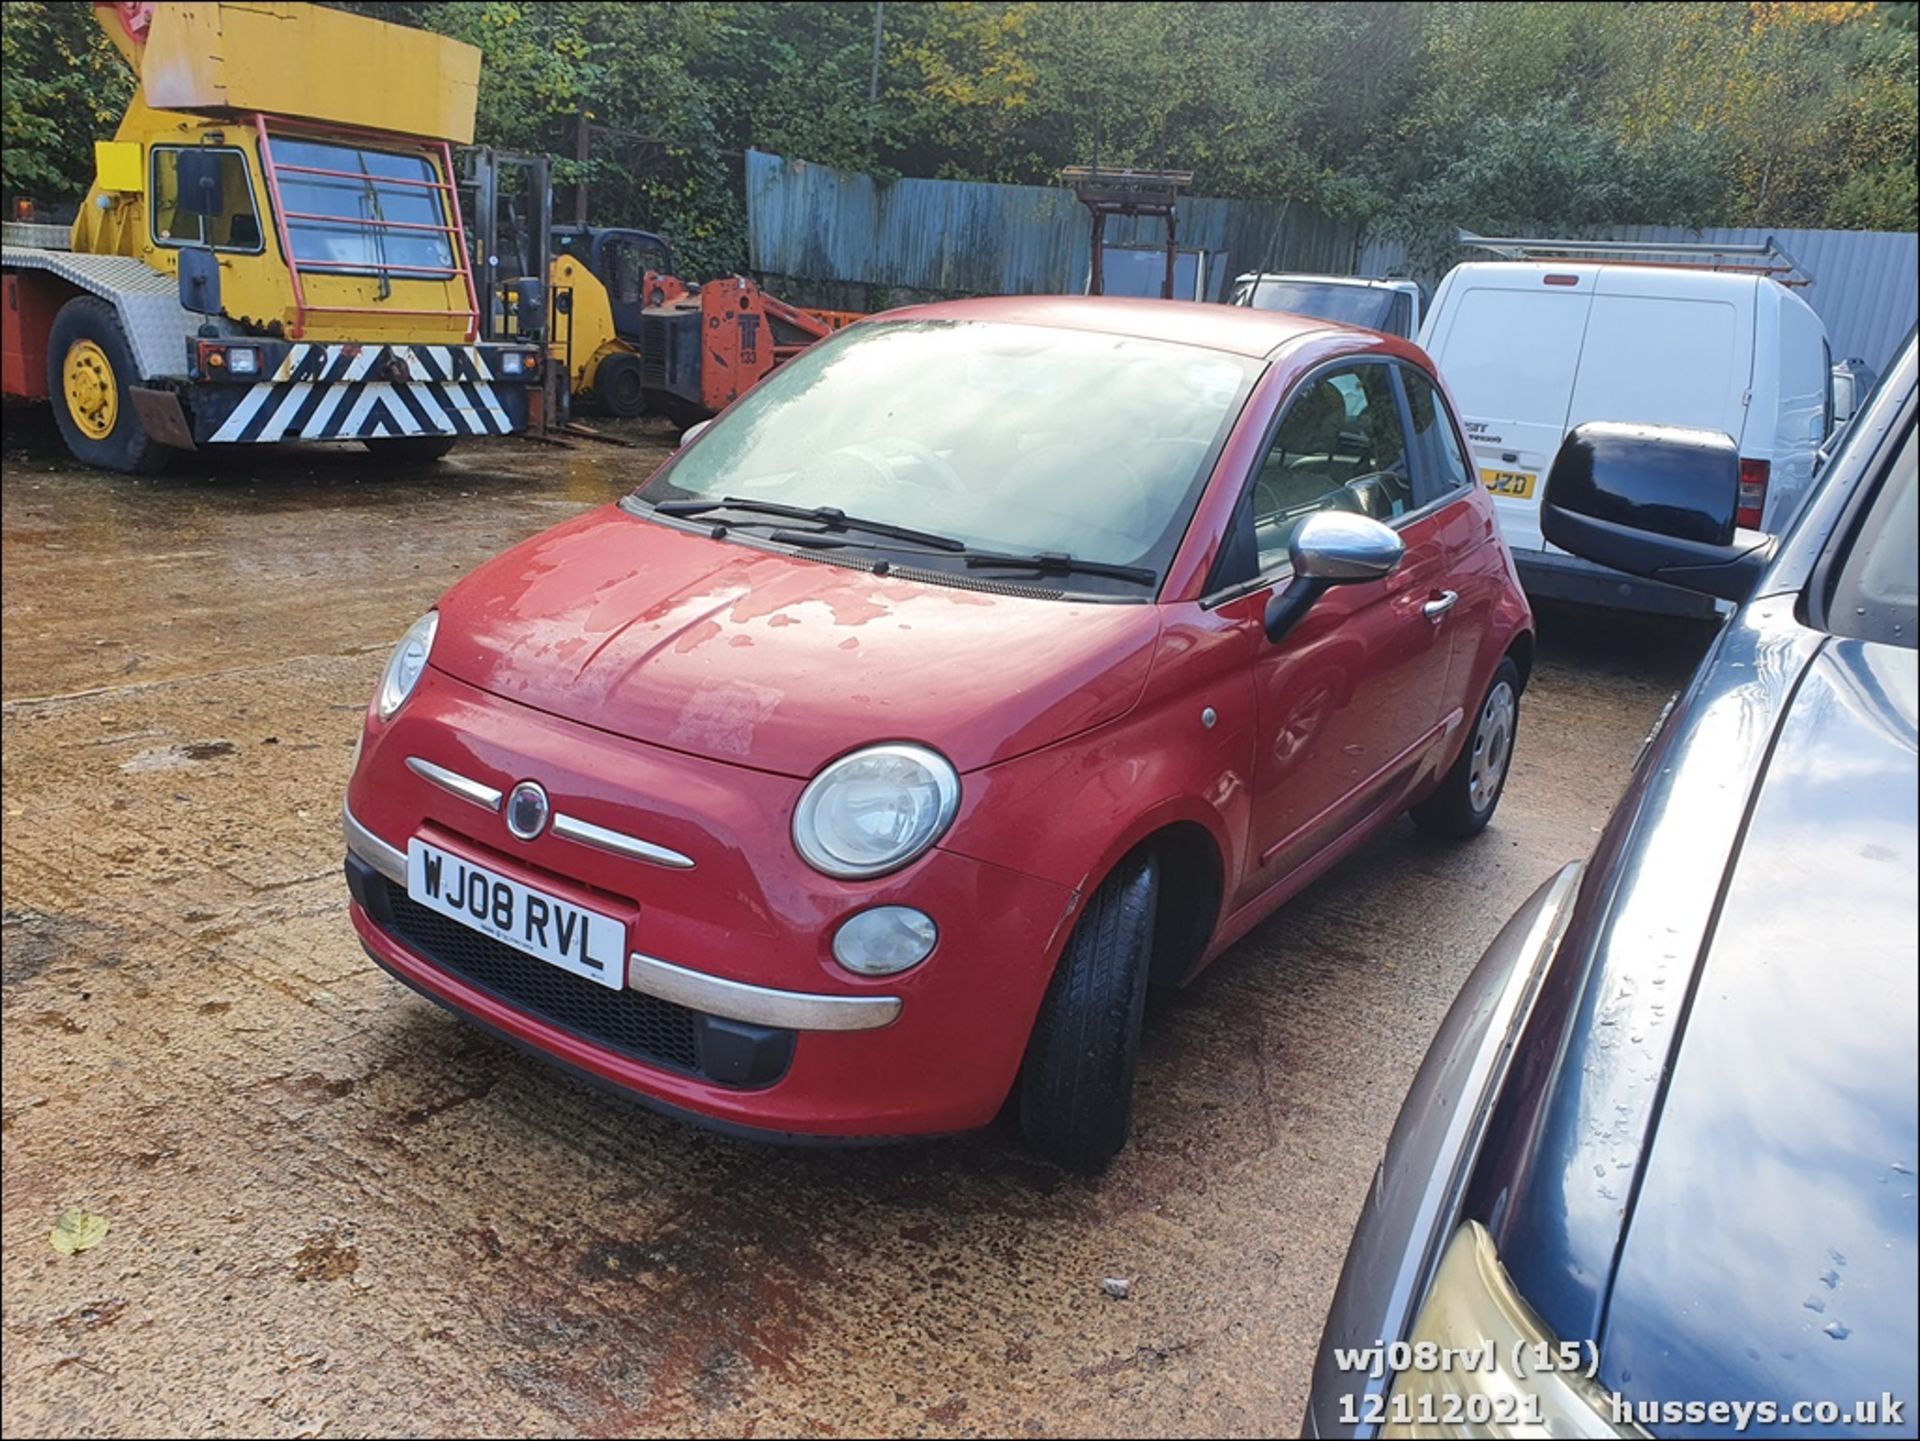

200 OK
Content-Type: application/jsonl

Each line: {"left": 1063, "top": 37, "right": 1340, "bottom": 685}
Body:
{"left": 1457, "top": 230, "right": 1812, "bottom": 286}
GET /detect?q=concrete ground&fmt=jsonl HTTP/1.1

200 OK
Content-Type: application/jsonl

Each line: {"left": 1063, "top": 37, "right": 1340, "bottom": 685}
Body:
{"left": 0, "top": 416, "right": 1716, "bottom": 1438}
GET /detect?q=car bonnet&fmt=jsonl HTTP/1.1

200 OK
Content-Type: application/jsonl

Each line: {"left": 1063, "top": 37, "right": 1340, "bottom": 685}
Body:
{"left": 1596, "top": 637, "right": 1917, "bottom": 1429}
{"left": 426, "top": 503, "right": 1161, "bottom": 777}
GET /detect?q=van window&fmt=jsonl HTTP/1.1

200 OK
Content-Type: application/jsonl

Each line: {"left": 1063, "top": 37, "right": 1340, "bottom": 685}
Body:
{"left": 1435, "top": 288, "right": 1588, "bottom": 427}
{"left": 1385, "top": 291, "right": 1414, "bottom": 338}
{"left": 1567, "top": 295, "right": 1740, "bottom": 432}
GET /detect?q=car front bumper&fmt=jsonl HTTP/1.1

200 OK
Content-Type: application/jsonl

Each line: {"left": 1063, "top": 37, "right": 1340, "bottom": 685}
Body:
{"left": 344, "top": 667, "right": 1078, "bottom": 1141}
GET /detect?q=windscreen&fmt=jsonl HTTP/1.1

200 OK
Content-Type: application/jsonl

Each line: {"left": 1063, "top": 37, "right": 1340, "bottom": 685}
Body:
{"left": 640, "top": 320, "right": 1260, "bottom": 584}
{"left": 1234, "top": 279, "right": 1397, "bottom": 331}
{"left": 273, "top": 137, "right": 454, "bottom": 277}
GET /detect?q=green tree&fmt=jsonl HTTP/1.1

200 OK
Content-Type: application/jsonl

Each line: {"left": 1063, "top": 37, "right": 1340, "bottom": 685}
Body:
{"left": 5, "top": 0, "right": 1913, "bottom": 275}
{"left": 1, "top": 0, "right": 131, "bottom": 198}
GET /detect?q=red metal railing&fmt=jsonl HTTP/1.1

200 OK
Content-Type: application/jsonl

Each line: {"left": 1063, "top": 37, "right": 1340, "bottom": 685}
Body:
{"left": 252, "top": 113, "right": 480, "bottom": 341}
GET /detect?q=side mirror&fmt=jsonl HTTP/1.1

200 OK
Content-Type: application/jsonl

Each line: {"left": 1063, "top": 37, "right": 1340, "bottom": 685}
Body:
{"left": 177, "top": 246, "right": 222, "bottom": 315}
{"left": 1264, "top": 511, "right": 1404, "bottom": 643}
{"left": 176, "top": 149, "right": 226, "bottom": 216}
{"left": 678, "top": 419, "right": 711, "bottom": 449}
{"left": 1541, "top": 422, "right": 1773, "bottom": 604}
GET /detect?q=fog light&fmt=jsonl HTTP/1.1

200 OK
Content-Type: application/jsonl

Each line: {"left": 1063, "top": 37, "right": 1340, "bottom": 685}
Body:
{"left": 832, "top": 906, "right": 937, "bottom": 976}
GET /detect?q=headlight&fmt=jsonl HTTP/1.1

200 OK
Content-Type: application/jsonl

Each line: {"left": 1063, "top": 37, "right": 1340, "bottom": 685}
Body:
{"left": 792, "top": 743, "right": 960, "bottom": 878}
{"left": 375, "top": 611, "right": 438, "bottom": 720}
{"left": 833, "top": 906, "right": 938, "bottom": 975}
{"left": 227, "top": 346, "right": 261, "bottom": 376}
{"left": 1384, "top": 1222, "right": 1638, "bottom": 1437}
{"left": 500, "top": 351, "right": 526, "bottom": 375}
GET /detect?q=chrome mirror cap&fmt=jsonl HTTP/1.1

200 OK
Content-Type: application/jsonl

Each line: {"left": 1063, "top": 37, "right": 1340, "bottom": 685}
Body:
{"left": 1290, "top": 511, "right": 1404, "bottom": 583}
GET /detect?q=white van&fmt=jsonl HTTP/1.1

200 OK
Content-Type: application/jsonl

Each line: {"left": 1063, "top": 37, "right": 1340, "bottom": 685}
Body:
{"left": 1419, "top": 261, "right": 1832, "bottom": 615}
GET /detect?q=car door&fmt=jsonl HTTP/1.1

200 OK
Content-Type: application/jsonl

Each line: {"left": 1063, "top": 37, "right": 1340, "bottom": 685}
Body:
{"left": 1212, "top": 358, "right": 1460, "bottom": 905}
{"left": 1398, "top": 363, "right": 1504, "bottom": 717}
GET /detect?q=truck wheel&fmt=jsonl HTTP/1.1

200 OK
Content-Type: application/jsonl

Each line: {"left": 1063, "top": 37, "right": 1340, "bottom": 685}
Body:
{"left": 46, "top": 296, "right": 169, "bottom": 474}
{"left": 363, "top": 434, "right": 458, "bottom": 464}
{"left": 593, "top": 353, "right": 645, "bottom": 418}
{"left": 1411, "top": 657, "right": 1521, "bottom": 840}
{"left": 1017, "top": 851, "right": 1159, "bottom": 1174}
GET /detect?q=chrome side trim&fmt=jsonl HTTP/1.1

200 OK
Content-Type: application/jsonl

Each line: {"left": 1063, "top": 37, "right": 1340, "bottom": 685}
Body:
{"left": 626, "top": 952, "right": 900, "bottom": 1032}
{"left": 552, "top": 813, "right": 696, "bottom": 871}
{"left": 343, "top": 803, "right": 407, "bottom": 886}
{"left": 406, "top": 756, "right": 502, "bottom": 812}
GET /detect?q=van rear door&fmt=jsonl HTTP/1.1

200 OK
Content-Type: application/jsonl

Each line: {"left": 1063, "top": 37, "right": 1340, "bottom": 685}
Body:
{"left": 1421, "top": 266, "right": 1597, "bottom": 553}
{"left": 1567, "top": 269, "right": 1754, "bottom": 454}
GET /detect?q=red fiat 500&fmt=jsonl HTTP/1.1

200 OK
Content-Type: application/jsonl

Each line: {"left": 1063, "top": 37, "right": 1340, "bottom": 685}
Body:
{"left": 343, "top": 297, "right": 1533, "bottom": 1171}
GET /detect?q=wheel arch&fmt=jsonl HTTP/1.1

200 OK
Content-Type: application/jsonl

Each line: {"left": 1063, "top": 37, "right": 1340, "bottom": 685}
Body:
{"left": 1506, "top": 628, "right": 1536, "bottom": 693}
{"left": 3, "top": 250, "right": 194, "bottom": 382}
{"left": 1056, "top": 802, "right": 1232, "bottom": 993}
{"left": 1141, "top": 820, "right": 1226, "bottom": 988}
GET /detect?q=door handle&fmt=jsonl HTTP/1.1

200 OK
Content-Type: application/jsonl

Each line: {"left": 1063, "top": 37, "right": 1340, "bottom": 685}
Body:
{"left": 1423, "top": 590, "right": 1459, "bottom": 621}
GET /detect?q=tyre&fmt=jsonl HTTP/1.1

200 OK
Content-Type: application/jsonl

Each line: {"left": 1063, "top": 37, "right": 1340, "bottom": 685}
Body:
{"left": 45, "top": 296, "right": 170, "bottom": 474}
{"left": 593, "top": 352, "right": 645, "bottom": 417}
{"left": 1411, "top": 656, "right": 1521, "bottom": 840}
{"left": 1017, "top": 851, "right": 1159, "bottom": 1174}
{"left": 363, "top": 434, "right": 459, "bottom": 464}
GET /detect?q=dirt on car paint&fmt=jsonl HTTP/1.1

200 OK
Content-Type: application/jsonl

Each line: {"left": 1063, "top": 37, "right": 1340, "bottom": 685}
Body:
{"left": 0, "top": 412, "right": 1716, "bottom": 1437}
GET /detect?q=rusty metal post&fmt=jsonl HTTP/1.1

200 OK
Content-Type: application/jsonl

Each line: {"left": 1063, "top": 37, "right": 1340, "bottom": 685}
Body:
{"left": 573, "top": 104, "right": 590, "bottom": 225}
{"left": 1163, "top": 206, "right": 1178, "bottom": 299}
{"left": 1089, "top": 209, "right": 1106, "bottom": 295}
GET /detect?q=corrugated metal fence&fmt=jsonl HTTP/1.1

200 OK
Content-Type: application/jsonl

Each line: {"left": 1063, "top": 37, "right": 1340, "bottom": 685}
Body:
{"left": 1358, "top": 226, "right": 1918, "bottom": 373}
{"left": 747, "top": 151, "right": 1915, "bottom": 371}
{"left": 745, "top": 149, "right": 1357, "bottom": 303}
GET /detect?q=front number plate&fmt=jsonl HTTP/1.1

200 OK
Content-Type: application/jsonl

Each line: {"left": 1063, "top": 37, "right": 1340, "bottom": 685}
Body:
{"left": 1480, "top": 467, "right": 1537, "bottom": 499}
{"left": 406, "top": 839, "right": 626, "bottom": 990}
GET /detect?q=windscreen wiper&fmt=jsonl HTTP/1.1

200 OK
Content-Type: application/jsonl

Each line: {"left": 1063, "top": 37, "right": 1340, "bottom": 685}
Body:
{"left": 764, "top": 529, "right": 1156, "bottom": 586}
{"left": 962, "top": 549, "right": 1157, "bottom": 585}
{"left": 649, "top": 496, "right": 965, "bottom": 552}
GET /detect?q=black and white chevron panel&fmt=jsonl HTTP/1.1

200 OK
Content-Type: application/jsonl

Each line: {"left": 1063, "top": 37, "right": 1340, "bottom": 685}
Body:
{"left": 208, "top": 344, "right": 517, "bottom": 443}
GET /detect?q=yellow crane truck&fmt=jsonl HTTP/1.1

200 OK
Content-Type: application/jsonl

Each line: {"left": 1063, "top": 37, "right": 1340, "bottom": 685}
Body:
{"left": 0, "top": 1, "right": 542, "bottom": 473}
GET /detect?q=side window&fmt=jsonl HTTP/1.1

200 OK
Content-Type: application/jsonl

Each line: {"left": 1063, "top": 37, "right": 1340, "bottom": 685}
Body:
{"left": 1827, "top": 425, "right": 1917, "bottom": 648}
{"left": 1386, "top": 291, "right": 1413, "bottom": 338}
{"left": 601, "top": 234, "right": 673, "bottom": 304}
{"left": 1401, "top": 368, "right": 1474, "bottom": 504}
{"left": 150, "top": 148, "right": 261, "bottom": 251}
{"left": 1248, "top": 363, "right": 1411, "bottom": 572}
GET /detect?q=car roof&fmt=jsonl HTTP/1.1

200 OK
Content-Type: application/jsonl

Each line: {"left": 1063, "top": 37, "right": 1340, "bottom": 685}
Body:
{"left": 866, "top": 294, "right": 1345, "bottom": 359}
